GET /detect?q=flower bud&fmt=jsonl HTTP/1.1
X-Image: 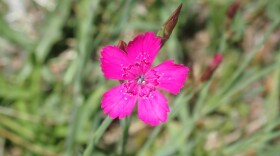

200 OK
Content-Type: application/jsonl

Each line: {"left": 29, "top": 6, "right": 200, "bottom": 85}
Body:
{"left": 157, "top": 3, "right": 182, "bottom": 46}
{"left": 117, "top": 40, "right": 127, "bottom": 53}
{"left": 226, "top": 0, "right": 240, "bottom": 19}
{"left": 201, "top": 54, "right": 223, "bottom": 81}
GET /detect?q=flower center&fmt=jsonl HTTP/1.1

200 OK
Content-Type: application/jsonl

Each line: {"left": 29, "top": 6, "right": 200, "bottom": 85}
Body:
{"left": 137, "top": 75, "right": 146, "bottom": 85}
{"left": 120, "top": 59, "right": 158, "bottom": 98}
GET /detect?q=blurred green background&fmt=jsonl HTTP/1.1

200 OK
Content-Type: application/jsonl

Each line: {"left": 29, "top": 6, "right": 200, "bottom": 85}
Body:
{"left": 0, "top": 0, "right": 280, "bottom": 155}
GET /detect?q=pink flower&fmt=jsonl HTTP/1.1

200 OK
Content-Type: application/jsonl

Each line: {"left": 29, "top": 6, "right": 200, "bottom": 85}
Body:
{"left": 100, "top": 32, "right": 189, "bottom": 126}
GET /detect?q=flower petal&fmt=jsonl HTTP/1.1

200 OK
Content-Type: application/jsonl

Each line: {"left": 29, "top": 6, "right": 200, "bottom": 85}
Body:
{"left": 101, "top": 84, "right": 137, "bottom": 119}
{"left": 138, "top": 90, "right": 170, "bottom": 126}
{"left": 100, "top": 45, "right": 132, "bottom": 80}
{"left": 126, "top": 32, "right": 161, "bottom": 72}
{"left": 145, "top": 60, "right": 189, "bottom": 94}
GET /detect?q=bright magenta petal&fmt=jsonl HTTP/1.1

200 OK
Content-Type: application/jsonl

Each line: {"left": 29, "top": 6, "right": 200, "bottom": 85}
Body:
{"left": 138, "top": 90, "right": 170, "bottom": 126}
{"left": 145, "top": 60, "right": 189, "bottom": 94}
{"left": 100, "top": 45, "right": 132, "bottom": 80}
{"left": 101, "top": 84, "right": 137, "bottom": 119}
{"left": 126, "top": 32, "right": 161, "bottom": 72}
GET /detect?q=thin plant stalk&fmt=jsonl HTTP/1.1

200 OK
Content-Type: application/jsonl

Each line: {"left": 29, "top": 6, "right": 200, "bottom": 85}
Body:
{"left": 121, "top": 117, "right": 131, "bottom": 156}
{"left": 83, "top": 117, "right": 113, "bottom": 156}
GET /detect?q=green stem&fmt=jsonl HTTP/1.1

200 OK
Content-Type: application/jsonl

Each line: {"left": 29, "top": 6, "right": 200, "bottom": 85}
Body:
{"left": 137, "top": 125, "right": 162, "bottom": 156}
{"left": 83, "top": 117, "right": 113, "bottom": 156}
{"left": 121, "top": 117, "right": 131, "bottom": 156}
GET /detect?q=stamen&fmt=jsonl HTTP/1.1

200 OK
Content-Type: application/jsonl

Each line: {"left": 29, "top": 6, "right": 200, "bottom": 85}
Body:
{"left": 137, "top": 75, "right": 145, "bottom": 85}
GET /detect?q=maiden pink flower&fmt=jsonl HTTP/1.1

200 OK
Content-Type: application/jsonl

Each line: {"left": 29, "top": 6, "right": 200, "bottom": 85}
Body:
{"left": 100, "top": 32, "right": 189, "bottom": 126}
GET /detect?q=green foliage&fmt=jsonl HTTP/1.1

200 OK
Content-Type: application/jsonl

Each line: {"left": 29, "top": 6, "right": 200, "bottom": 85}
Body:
{"left": 0, "top": 0, "right": 280, "bottom": 155}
